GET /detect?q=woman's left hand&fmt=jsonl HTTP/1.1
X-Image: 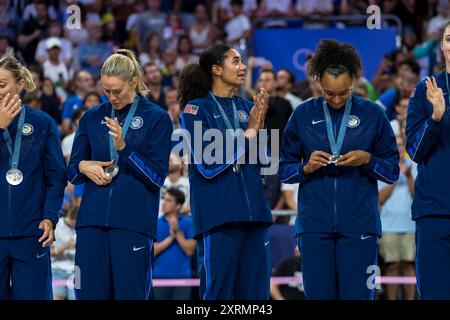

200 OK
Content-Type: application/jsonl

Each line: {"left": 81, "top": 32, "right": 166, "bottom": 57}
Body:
{"left": 104, "top": 116, "right": 126, "bottom": 151}
{"left": 336, "top": 150, "right": 371, "bottom": 167}
{"left": 38, "top": 219, "right": 55, "bottom": 247}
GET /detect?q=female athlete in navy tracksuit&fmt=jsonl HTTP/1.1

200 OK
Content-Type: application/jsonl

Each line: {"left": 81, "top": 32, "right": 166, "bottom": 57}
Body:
{"left": 178, "top": 44, "right": 273, "bottom": 300}
{"left": 279, "top": 40, "right": 399, "bottom": 299}
{"left": 406, "top": 21, "right": 450, "bottom": 300}
{"left": 67, "top": 49, "right": 172, "bottom": 300}
{"left": 0, "top": 55, "right": 66, "bottom": 299}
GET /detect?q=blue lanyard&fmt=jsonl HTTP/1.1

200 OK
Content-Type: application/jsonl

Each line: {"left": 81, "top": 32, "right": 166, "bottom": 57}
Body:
{"left": 322, "top": 97, "right": 352, "bottom": 157}
{"left": 3, "top": 106, "right": 25, "bottom": 169}
{"left": 209, "top": 92, "right": 240, "bottom": 132}
{"left": 445, "top": 72, "right": 450, "bottom": 106}
{"left": 109, "top": 95, "right": 139, "bottom": 161}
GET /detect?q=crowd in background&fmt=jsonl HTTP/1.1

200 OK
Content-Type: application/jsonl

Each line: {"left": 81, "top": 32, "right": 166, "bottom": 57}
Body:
{"left": 1, "top": 0, "right": 449, "bottom": 300}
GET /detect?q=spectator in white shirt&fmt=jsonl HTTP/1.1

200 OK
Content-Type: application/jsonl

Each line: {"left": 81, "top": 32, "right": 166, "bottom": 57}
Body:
{"left": 225, "top": 0, "right": 252, "bottom": 46}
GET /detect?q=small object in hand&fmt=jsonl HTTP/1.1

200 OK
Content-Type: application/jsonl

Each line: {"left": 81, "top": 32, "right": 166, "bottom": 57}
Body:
{"left": 233, "top": 163, "right": 241, "bottom": 175}
{"left": 329, "top": 155, "right": 339, "bottom": 165}
{"left": 104, "top": 163, "right": 119, "bottom": 178}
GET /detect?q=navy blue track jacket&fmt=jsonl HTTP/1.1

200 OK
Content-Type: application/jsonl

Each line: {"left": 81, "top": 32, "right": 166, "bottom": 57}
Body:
{"left": 0, "top": 105, "right": 66, "bottom": 237}
{"left": 180, "top": 94, "right": 273, "bottom": 238}
{"left": 66, "top": 95, "right": 172, "bottom": 239}
{"left": 279, "top": 95, "right": 399, "bottom": 236}
{"left": 406, "top": 71, "right": 450, "bottom": 219}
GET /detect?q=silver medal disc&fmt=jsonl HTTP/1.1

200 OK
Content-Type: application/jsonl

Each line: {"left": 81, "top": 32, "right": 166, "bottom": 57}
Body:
{"left": 233, "top": 163, "right": 241, "bottom": 174}
{"left": 105, "top": 164, "right": 119, "bottom": 178}
{"left": 6, "top": 168, "right": 23, "bottom": 186}
{"left": 329, "top": 155, "right": 339, "bottom": 165}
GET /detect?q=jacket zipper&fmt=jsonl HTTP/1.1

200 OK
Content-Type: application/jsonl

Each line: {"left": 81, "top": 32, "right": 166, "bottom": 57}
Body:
{"left": 8, "top": 185, "right": 12, "bottom": 236}
{"left": 239, "top": 170, "right": 253, "bottom": 220}
{"left": 105, "top": 186, "right": 113, "bottom": 226}
{"left": 333, "top": 115, "right": 338, "bottom": 232}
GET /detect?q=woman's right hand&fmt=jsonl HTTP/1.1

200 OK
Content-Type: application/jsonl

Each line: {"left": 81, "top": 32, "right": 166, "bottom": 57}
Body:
{"left": 79, "top": 160, "right": 114, "bottom": 186}
{"left": 425, "top": 76, "right": 446, "bottom": 121}
{"left": 0, "top": 93, "right": 21, "bottom": 129}
{"left": 246, "top": 88, "right": 269, "bottom": 138}
{"left": 303, "top": 151, "right": 331, "bottom": 176}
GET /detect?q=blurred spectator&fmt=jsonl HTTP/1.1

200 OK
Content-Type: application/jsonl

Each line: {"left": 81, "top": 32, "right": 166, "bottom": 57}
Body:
{"left": 256, "top": 0, "right": 295, "bottom": 18}
{"left": 43, "top": 37, "right": 69, "bottom": 102}
{"left": 352, "top": 78, "right": 370, "bottom": 99}
{"left": 62, "top": 108, "right": 84, "bottom": 164}
{"left": 276, "top": 68, "right": 302, "bottom": 109}
{"left": 28, "top": 66, "right": 62, "bottom": 125}
{"left": 125, "top": 0, "right": 147, "bottom": 38}
{"left": 165, "top": 87, "right": 181, "bottom": 129}
{"left": 296, "top": 0, "right": 333, "bottom": 17}
{"left": 110, "top": 0, "right": 137, "bottom": 45}
{"left": 427, "top": 1, "right": 450, "bottom": 39}
{"left": 138, "top": 32, "right": 164, "bottom": 68}
{"left": 189, "top": 3, "right": 216, "bottom": 55}
{"left": 0, "top": 35, "right": 14, "bottom": 57}
{"left": 61, "top": 70, "right": 94, "bottom": 135}
{"left": 339, "top": 0, "right": 372, "bottom": 16}
{"left": 269, "top": 215, "right": 296, "bottom": 270}
{"left": 22, "top": 90, "right": 41, "bottom": 110}
{"left": 51, "top": 203, "right": 77, "bottom": 300}
{"left": 77, "top": 20, "right": 111, "bottom": 76}
{"left": 101, "top": 12, "right": 121, "bottom": 52}
{"left": 225, "top": 0, "right": 252, "bottom": 47}
{"left": 270, "top": 246, "right": 305, "bottom": 300}
{"left": 174, "top": 0, "right": 210, "bottom": 28}
{"left": 378, "top": 133, "right": 416, "bottom": 300}
{"left": 163, "top": 12, "right": 185, "bottom": 49}
{"left": 375, "top": 70, "right": 418, "bottom": 121}
{"left": 35, "top": 20, "right": 74, "bottom": 67}
{"left": 82, "top": 91, "right": 102, "bottom": 110}
{"left": 17, "top": 0, "right": 51, "bottom": 63}
{"left": 0, "top": 0, "right": 18, "bottom": 42}
{"left": 144, "top": 62, "right": 167, "bottom": 109}
{"left": 22, "top": 0, "right": 57, "bottom": 22}
{"left": 280, "top": 182, "right": 298, "bottom": 211}
{"left": 153, "top": 188, "right": 196, "bottom": 300}
{"left": 175, "top": 35, "right": 199, "bottom": 72}
{"left": 161, "top": 47, "right": 178, "bottom": 87}
{"left": 133, "top": 0, "right": 167, "bottom": 53}
{"left": 218, "top": 0, "right": 257, "bottom": 26}
{"left": 256, "top": 69, "right": 292, "bottom": 150}
{"left": 160, "top": 153, "right": 190, "bottom": 216}
{"left": 295, "top": 0, "right": 334, "bottom": 28}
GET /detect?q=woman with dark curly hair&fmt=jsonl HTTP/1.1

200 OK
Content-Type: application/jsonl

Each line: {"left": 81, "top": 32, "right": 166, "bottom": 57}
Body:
{"left": 178, "top": 44, "right": 272, "bottom": 300}
{"left": 279, "top": 39, "right": 400, "bottom": 300}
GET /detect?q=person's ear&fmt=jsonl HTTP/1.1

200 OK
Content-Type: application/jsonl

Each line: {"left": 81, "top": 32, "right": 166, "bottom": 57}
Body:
{"left": 17, "top": 79, "right": 25, "bottom": 93}
{"left": 212, "top": 64, "right": 222, "bottom": 77}
{"left": 131, "top": 77, "right": 138, "bottom": 91}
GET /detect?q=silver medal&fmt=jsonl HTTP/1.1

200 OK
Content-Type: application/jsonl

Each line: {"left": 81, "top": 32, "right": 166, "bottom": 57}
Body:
{"left": 329, "top": 155, "right": 339, "bottom": 165}
{"left": 233, "top": 163, "right": 241, "bottom": 174}
{"left": 105, "top": 164, "right": 119, "bottom": 178}
{"left": 6, "top": 168, "right": 23, "bottom": 185}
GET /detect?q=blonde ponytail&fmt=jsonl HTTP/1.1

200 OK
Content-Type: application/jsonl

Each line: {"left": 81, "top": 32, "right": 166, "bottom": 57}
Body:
{"left": 101, "top": 49, "right": 148, "bottom": 95}
{"left": 20, "top": 66, "right": 36, "bottom": 92}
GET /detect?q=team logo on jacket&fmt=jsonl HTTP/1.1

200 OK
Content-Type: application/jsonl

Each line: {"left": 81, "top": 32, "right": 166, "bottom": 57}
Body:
{"left": 237, "top": 110, "right": 248, "bottom": 123}
{"left": 131, "top": 116, "right": 143, "bottom": 129}
{"left": 347, "top": 115, "right": 360, "bottom": 128}
{"left": 22, "top": 123, "right": 34, "bottom": 135}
